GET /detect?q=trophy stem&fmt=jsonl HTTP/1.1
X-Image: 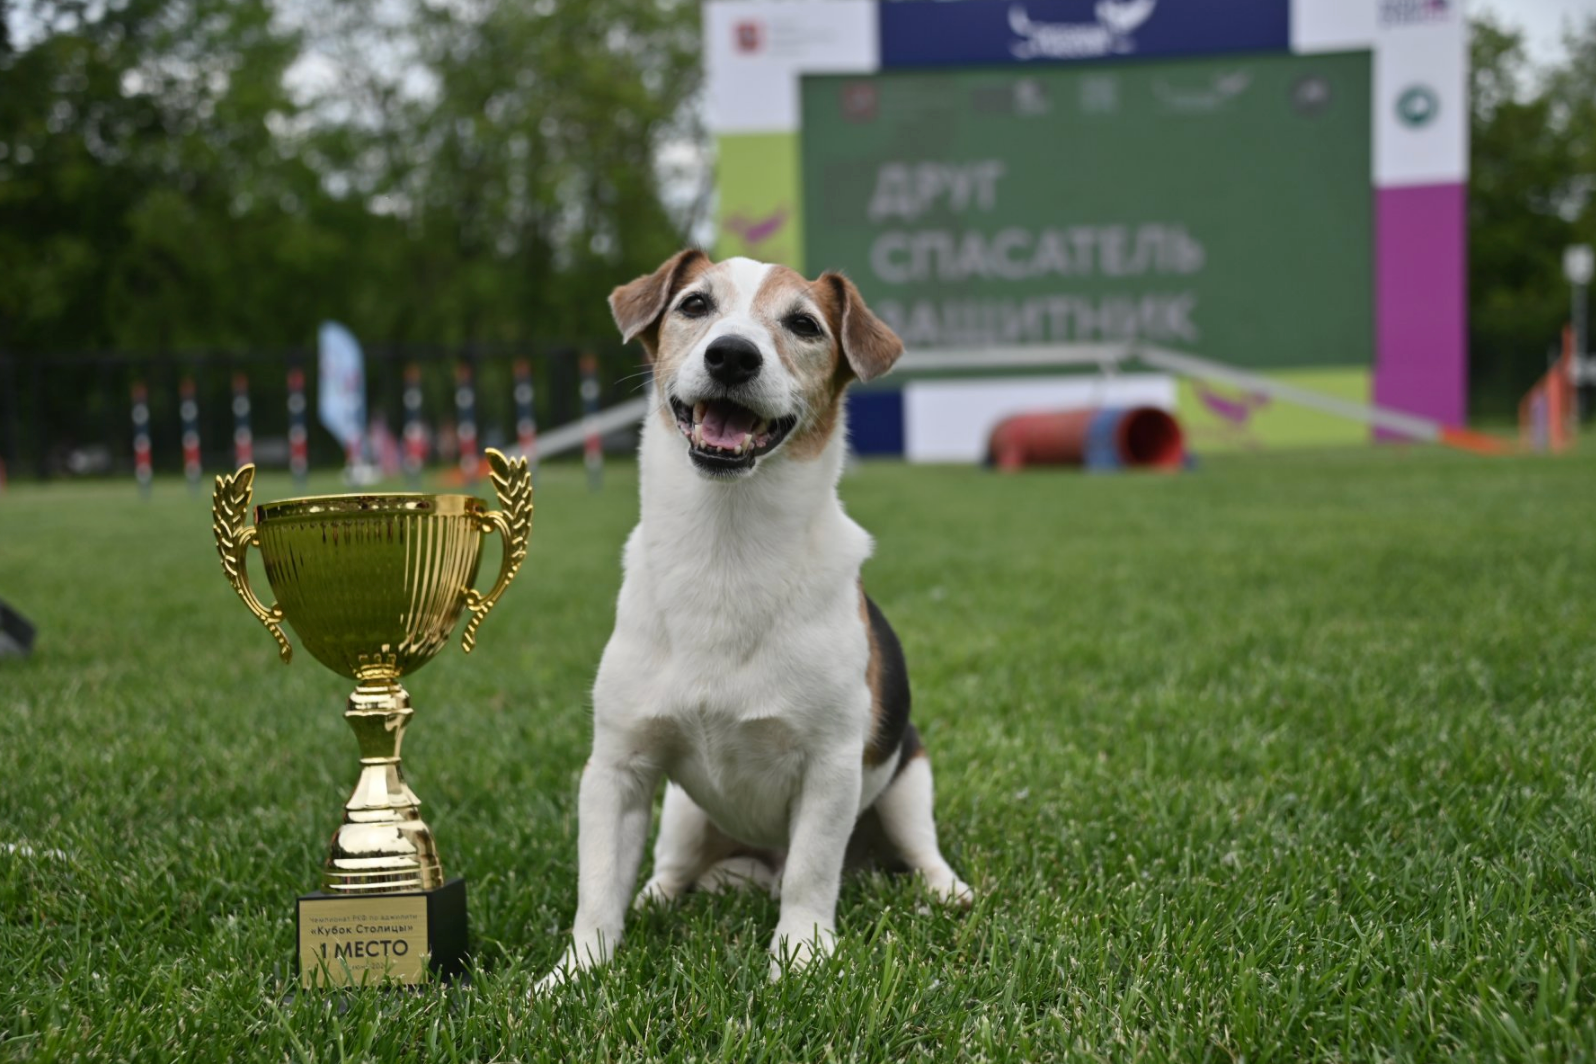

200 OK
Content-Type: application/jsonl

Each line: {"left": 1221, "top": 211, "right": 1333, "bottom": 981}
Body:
{"left": 323, "top": 680, "right": 445, "bottom": 894}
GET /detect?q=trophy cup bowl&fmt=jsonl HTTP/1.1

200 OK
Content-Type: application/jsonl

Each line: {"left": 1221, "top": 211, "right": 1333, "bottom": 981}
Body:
{"left": 212, "top": 448, "right": 531, "bottom": 985}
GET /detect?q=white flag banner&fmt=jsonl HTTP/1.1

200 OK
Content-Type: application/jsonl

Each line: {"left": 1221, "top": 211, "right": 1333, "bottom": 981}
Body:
{"left": 317, "top": 321, "right": 366, "bottom": 453}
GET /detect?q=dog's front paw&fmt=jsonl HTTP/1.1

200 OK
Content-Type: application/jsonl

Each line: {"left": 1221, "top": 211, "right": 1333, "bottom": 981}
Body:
{"left": 533, "top": 959, "right": 575, "bottom": 996}
{"left": 533, "top": 947, "right": 594, "bottom": 996}
{"left": 532, "top": 931, "right": 615, "bottom": 995}
{"left": 925, "top": 869, "right": 975, "bottom": 909}
{"left": 767, "top": 923, "right": 837, "bottom": 982}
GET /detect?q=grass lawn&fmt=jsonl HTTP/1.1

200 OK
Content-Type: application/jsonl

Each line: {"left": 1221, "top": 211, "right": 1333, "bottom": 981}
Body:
{"left": 2, "top": 446, "right": 1595, "bottom": 1062}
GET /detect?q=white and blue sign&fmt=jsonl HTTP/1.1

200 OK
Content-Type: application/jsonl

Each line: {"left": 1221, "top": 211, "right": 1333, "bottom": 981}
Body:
{"left": 317, "top": 321, "right": 367, "bottom": 453}
{"left": 879, "top": 0, "right": 1289, "bottom": 68}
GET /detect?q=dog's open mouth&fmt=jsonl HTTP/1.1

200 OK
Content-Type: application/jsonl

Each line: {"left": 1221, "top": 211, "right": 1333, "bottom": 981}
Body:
{"left": 670, "top": 397, "right": 797, "bottom": 472}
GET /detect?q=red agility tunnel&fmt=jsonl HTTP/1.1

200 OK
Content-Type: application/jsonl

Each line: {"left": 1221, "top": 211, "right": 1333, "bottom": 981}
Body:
{"left": 988, "top": 407, "right": 1185, "bottom": 472}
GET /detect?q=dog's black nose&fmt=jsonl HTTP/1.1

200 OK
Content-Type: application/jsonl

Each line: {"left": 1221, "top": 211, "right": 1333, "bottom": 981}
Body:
{"left": 704, "top": 336, "right": 763, "bottom": 386}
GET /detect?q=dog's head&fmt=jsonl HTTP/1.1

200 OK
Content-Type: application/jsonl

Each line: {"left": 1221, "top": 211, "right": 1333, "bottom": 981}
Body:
{"left": 609, "top": 250, "right": 903, "bottom": 480}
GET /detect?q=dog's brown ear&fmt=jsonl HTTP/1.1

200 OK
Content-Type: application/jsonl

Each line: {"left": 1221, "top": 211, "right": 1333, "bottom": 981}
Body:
{"left": 820, "top": 272, "right": 903, "bottom": 383}
{"left": 609, "top": 249, "right": 709, "bottom": 358}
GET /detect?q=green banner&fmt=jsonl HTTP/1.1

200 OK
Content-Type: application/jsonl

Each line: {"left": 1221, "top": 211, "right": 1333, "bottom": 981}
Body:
{"left": 800, "top": 51, "right": 1372, "bottom": 369}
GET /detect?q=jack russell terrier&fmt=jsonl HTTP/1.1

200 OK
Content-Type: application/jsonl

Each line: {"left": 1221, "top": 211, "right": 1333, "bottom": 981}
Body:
{"left": 538, "top": 251, "right": 972, "bottom": 990}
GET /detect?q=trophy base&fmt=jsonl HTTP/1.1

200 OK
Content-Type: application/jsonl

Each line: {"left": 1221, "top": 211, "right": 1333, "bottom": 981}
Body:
{"left": 296, "top": 877, "right": 468, "bottom": 988}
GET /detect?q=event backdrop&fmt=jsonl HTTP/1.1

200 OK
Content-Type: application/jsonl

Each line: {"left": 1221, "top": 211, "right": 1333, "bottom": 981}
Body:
{"left": 801, "top": 52, "right": 1373, "bottom": 370}
{"left": 706, "top": 0, "right": 1467, "bottom": 455}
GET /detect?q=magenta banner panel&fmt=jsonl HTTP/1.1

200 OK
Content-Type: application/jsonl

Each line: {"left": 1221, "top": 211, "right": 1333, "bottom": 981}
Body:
{"left": 1374, "top": 183, "right": 1467, "bottom": 431}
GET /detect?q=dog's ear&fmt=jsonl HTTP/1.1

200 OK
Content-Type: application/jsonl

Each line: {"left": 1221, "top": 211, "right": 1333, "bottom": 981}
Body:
{"left": 819, "top": 272, "right": 903, "bottom": 383}
{"left": 609, "top": 249, "right": 709, "bottom": 358}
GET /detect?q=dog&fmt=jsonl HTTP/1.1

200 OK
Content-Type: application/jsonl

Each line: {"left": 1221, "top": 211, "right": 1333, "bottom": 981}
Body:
{"left": 537, "top": 251, "right": 972, "bottom": 991}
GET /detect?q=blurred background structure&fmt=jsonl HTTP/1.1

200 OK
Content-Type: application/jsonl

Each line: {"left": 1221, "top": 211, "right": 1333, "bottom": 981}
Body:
{"left": 0, "top": 0, "right": 1592, "bottom": 479}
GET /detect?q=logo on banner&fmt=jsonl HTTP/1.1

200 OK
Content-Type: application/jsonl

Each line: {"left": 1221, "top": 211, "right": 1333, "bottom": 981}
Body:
{"left": 1378, "top": 0, "right": 1451, "bottom": 27}
{"left": 1395, "top": 85, "right": 1440, "bottom": 127}
{"left": 1291, "top": 75, "right": 1332, "bottom": 117}
{"left": 1154, "top": 71, "right": 1251, "bottom": 113}
{"left": 841, "top": 82, "right": 878, "bottom": 122}
{"left": 1079, "top": 74, "right": 1119, "bottom": 114}
{"left": 724, "top": 207, "right": 789, "bottom": 251}
{"left": 734, "top": 20, "right": 763, "bottom": 54}
{"left": 1007, "top": 0, "right": 1157, "bottom": 61}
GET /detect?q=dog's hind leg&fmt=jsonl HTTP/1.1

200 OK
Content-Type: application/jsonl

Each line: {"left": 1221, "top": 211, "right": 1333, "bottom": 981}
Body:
{"left": 872, "top": 742, "right": 974, "bottom": 907}
{"left": 634, "top": 782, "right": 737, "bottom": 909}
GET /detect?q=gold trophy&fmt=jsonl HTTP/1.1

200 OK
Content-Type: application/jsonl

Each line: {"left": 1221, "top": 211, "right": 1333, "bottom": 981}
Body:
{"left": 211, "top": 448, "right": 532, "bottom": 987}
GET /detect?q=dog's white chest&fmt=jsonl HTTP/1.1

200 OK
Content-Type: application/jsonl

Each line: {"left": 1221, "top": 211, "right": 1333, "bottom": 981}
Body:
{"left": 604, "top": 599, "right": 866, "bottom": 847}
{"left": 662, "top": 707, "right": 807, "bottom": 847}
{"left": 589, "top": 416, "right": 879, "bottom": 848}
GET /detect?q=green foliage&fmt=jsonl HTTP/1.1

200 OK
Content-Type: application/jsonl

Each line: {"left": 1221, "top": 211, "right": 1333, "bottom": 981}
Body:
{"left": 0, "top": 0, "right": 700, "bottom": 354}
{"left": 1469, "top": 14, "right": 1596, "bottom": 415}
{"left": 5, "top": 1, "right": 1596, "bottom": 422}
{"left": 2, "top": 451, "right": 1596, "bottom": 1060}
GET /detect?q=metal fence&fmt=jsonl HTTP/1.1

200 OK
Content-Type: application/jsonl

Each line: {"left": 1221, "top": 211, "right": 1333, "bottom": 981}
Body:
{"left": 0, "top": 343, "right": 646, "bottom": 481}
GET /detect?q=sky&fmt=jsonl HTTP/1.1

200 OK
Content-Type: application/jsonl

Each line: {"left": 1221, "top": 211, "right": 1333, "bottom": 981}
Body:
{"left": 1472, "top": 0, "right": 1595, "bottom": 66}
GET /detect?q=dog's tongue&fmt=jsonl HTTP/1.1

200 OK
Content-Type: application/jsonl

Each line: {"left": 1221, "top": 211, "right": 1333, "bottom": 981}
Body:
{"left": 700, "top": 400, "right": 757, "bottom": 448}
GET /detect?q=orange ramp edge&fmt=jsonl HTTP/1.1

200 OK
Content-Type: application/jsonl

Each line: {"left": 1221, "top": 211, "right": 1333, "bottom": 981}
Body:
{"left": 1438, "top": 427, "right": 1518, "bottom": 456}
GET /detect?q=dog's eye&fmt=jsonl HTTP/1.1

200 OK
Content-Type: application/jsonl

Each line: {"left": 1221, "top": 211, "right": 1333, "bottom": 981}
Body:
{"left": 677, "top": 293, "right": 712, "bottom": 318}
{"left": 786, "top": 314, "right": 822, "bottom": 339}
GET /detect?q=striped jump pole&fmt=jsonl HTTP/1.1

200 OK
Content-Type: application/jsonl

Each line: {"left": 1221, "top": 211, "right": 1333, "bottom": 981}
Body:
{"left": 180, "top": 376, "right": 202, "bottom": 494}
{"left": 231, "top": 372, "right": 253, "bottom": 468}
{"left": 287, "top": 367, "right": 309, "bottom": 489}
{"left": 131, "top": 381, "right": 153, "bottom": 497}
{"left": 455, "top": 361, "right": 479, "bottom": 486}
{"left": 580, "top": 353, "right": 602, "bottom": 492}
{"left": 403, "top": 363, "right": 426, "bottom": 488}
{"left": 514, "top": 357, "right": 538, "bottom": 476}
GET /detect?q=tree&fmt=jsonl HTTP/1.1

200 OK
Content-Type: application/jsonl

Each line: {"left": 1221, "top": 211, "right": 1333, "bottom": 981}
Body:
{"left": 1468, "top": 14, "right": 1595, "bottom": 415}
{"left": 0, "top": 0, "right": 701, "bottom": 354}
{"left": 302, "top": 0, "right": 702, "bottom": 346}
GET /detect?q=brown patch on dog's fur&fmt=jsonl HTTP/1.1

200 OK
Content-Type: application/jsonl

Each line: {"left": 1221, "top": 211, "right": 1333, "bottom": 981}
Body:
{"left": 610, "top": 249, "right": 714, "bottom": 432}
{"left": 755, "top": 267, "right": 843, "bottom": 461}
{"left": 787, "top": 271, "right": 904, "bottom": 460}
{"left": 749, "top": 266, "right": 815, "bottom": 376}
{"left": 860, "top": 583, "right": 889, "bottom": 767}
{"left": 821, "top": 272, "right": 903, "bottom": 384}
{"left": 859, "top": 584, "right": 914, "bottom": 770}
{"left": 608, "top": 249, "right": 710, "bottom": 361}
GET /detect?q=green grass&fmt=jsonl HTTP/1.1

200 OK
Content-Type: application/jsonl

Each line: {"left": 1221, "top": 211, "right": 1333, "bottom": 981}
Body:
{"left": 3, "top": 447, "right": 1596, "bottom": 1062}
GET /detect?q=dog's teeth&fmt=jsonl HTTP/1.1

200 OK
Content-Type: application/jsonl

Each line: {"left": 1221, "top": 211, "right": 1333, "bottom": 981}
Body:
{"left": 752, "top": 418, "right": 767, "bottom": 435}
{"left": 693, "top": 402, "right": 706, "bottom": 424}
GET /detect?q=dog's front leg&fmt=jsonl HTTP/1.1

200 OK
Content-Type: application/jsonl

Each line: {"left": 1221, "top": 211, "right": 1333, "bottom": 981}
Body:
{"left": 537, "top": 752, "right": 659, "bottom": 992}
{"left": 769, "top": 751, "right": 861, "bottom": 981}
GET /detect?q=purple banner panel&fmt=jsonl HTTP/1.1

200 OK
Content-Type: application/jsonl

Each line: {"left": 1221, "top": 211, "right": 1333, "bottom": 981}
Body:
{"left": 1374, "top": 183, "right": 1467, "bottom": 432}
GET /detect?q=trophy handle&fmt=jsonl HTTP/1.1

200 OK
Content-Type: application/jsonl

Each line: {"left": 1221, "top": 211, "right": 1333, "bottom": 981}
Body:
{"left": 462, "top": 448, "right": 532, "bottom": 653}
{"left": 212, "top": 465, "right": 293, "bottom": 663}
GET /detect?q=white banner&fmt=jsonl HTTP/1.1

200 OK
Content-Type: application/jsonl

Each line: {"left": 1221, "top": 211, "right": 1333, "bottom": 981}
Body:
{"left": 704, "top": 0, "right": 878, "bottom": 134}
{"left": 1290, "top": 0, "right": 1375, "bottom": 54}
{"left": 317, "top": 321, "right": 366, "bottom": 452}
{"left": 903, "top": 374, "right": 1176, "bottom": 464}
{"left": 1373, "top": 0, "right": 1468, "bottom": 186}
